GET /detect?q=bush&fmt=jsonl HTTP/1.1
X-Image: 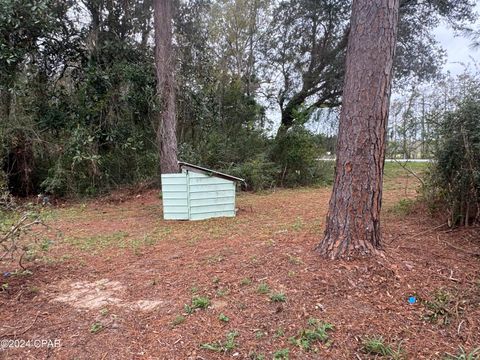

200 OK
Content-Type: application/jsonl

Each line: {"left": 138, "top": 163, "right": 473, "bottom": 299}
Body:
{"left": 424, "top": 91, "right": 480, "bottom": 226}
{"left": 228, "top": 155, "right": 279, "bottom": 191}
{"left": 272, "top": 126, "right": 325, "bottom": 187}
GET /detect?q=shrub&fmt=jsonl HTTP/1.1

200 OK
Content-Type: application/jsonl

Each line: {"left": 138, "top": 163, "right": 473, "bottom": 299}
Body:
{"left": 228, "top": 154, "right": 279, "bottom": 191}
{"left": 272, "top": 126, "right": 321, "bottom": 187}
{"left": 424, "top": 91, "right": 480, "bottom": 226}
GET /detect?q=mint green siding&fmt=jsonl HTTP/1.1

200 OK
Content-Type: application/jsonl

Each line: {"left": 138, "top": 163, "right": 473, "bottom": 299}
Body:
{"left": 161, "top": 174, "right": 189, "bottom": 220}
{"left": 161, "top": 171, "right": 236, "bottom": 220}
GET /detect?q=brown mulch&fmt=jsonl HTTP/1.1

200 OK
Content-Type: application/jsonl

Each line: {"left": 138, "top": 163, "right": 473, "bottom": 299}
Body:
{"left": 0, "top": 182, "right": 479, "bottom": 359}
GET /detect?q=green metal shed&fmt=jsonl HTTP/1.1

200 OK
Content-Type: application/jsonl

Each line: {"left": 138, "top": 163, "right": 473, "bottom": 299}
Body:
{"left": 161, "top": 162, "right": 245, "bottom": 221}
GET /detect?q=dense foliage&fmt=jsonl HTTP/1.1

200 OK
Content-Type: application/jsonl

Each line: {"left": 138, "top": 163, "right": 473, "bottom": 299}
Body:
{"left": 0, "top": 0, "right": 477, "bottom": 196}
{"left": 424, "top": 72, "right": 480, "bottom": 226}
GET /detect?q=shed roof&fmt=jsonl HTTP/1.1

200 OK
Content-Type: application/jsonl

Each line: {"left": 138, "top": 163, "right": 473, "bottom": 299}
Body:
{"left": 178, "top": 161, "right": 245, "bottom": 183}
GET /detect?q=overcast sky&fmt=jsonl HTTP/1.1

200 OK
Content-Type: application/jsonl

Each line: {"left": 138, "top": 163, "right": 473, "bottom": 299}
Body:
{"left": 433, "top": 3, "right": 480, "bottom": 75}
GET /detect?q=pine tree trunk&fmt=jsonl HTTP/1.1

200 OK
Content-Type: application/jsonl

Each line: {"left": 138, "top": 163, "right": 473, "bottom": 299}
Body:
{"left": 154, "top": 0, "right": 178, "bottom": 174}
{"left": 317, "top": 0, "right": 400, "bottom": 259}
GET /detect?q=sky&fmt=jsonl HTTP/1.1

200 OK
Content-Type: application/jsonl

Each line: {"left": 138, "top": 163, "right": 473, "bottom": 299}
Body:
{"left": 433, "top": 3, "right": 480, "bottom": 75}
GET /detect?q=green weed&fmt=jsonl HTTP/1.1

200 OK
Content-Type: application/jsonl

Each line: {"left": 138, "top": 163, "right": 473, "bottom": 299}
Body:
{"left": 218, "top": 313, "right": 229, "bottom": 323}
{"left": 291, "top": 217, "right": 303, "bottom": 231}
{"left": 273, "top": 348, "right": 289, "bottom": 360}
{"left": 90, "top": 322, "right": 103, "bottom": 334}
{"left": 200, "top": 331, "right": 238, "bottom": 352}
{"left": 290, "top": 318, "right": 334, "bottom": 351}
{"left": 362, "top": 335, "right": 405, "bottom": 359}
{"left": 443, "top": 346, "right": 480, "bottom": 360}
{"left": 257, "top": 283, "right": 269, "bottom": 294}
{"left": 270, "top": 292, "right": 286, "bottom": 302}
{"left": 184, "top": 296, "right": 210, "bottom": 314}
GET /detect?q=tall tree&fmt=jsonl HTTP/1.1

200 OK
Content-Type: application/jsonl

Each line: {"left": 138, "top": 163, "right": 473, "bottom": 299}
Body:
{"left": 267, "top": 0, "right": 475, "bottom": 137}
{"left": 317, "top": 0, "right": 400, "bottom": 258}
{"left": 154, "top": 0, "right": 178, "bottom": 174}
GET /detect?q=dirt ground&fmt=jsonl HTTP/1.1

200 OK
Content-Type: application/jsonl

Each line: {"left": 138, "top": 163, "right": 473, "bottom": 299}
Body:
{"left": 1, "top": 171, "right": 479, "bottom": 359}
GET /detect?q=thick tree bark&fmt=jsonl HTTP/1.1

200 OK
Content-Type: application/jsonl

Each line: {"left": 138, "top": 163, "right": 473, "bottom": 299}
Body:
{"left": 154, "top": 0, "right": 179, "bottom": 174}
{"left": 317, "top": 0, "right": 400, "bottom": 259}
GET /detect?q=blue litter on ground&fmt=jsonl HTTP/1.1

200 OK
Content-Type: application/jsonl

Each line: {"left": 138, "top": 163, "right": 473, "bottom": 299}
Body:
{"left": 408, "top": 296, "right": 416, "bottom": 304}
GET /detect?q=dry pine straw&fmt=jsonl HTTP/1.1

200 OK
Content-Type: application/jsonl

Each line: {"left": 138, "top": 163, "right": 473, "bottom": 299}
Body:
{"left": 0, "top": 184, "right": 479, "bottom": 360}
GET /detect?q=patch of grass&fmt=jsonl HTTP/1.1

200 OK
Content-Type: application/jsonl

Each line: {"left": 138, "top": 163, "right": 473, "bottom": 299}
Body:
{"left": 172, "top": 315, "right": 186, "bottom": 326}
{"left": 362, "top": 335, "right": 405, "bottom": 359}
{"left": 67, "top": 231, "right": 129, "bottom": 251}
{"left": 218, "top": 313, "right": 229, "bottom": 323}
{"left": 290, "top": 318, "right": 334, "bottom": 351}
{"left": 240, "top": 277, "right": 252, "bottom": 286}
{"left": 192, "top": 296, "right": 210, "bottom": 308}
{"left": 290, "top": 217, "right": 303, "bottom": 231}
{"left": 383, "top": 161, "right": 429, "bottom": 178}
{"left": 273, "top": 348, "right": 290, "bottom": 360}
{"left": 149, "top": 226, "right": 172, "bottom": 243}
{"left": 443, "top": 346, "right": 480, "bottom": 360}
{"left": 40, "top": 238, "right": 53, "bottom": 251}
{"left": 389, "top": 198, "right": 415, "bottom": 216}
{"left": 257, "top": 282, "right": 270, "bottom": 294}
{"left": 212, "top": 276, "right": 220, "bottom": 284}
{"left": 100, "top": 308, "right": 109, "bottom": 316}
{"left": 200, "top": 331, "right": 238, "bottom": 353}
{"left": 89, "top": 322, "right": 103, "bottom": 334}
{"left": 270, "top": 292, "right": 287, "bottom": 302}
{"left": 142, "top": 234, "right": 157, "bottom": 246}
{"left": 216, "top": 288, "right": 229, "bottom": 297}
{"left": 185, "top": 296, "right": 210, "bottom": 314}
{"left": 274, "top": 327, "right": 285, "bottom": 338}
{"left": 287, "top": 254, "right": 303, "bottom": 265}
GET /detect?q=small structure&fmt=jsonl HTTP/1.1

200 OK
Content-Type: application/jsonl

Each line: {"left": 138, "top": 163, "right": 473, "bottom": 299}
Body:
{"left": 161, "top": 162, "right": 245, "bottom": 221}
